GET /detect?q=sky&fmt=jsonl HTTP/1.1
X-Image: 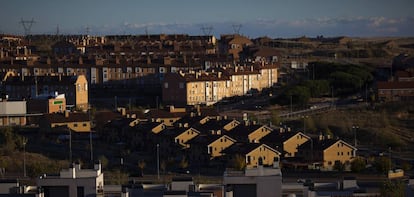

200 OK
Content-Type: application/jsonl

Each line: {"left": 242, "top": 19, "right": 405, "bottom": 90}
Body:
{"left": 1, "top": 0, "right": 414, "bottom": 38}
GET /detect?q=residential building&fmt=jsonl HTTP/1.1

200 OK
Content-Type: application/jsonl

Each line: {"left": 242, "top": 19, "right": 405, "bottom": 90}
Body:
{"left": 226, "top": 123, "right": 272, "bottom": 143}
{"left": 223, "top": 162, "right": 282, "bottom": 197}
{"left": 187, "top": 134, "right": 237, "bottom": 163}
{"left": 260, "top": 131, "right": 310, "bottom": 157}
{"left": 377, "top": 81, "right": 414, "bottom": 102}
{"left": 0, "top": 98, "right": 26, "bottom": 126}
{"left": 37, "top": 162, "right": 104, "bottom": 197}
{"left": 3, "top": 75, "right": 88, "bottom": 110}
{"left": 297, "top": 138, "right": 357, "bottom": 171}
{"left": 219, "top": 34, "right": 253, "bottom": 61}
{"left": 39, "top": 111, "right": 91, "bottom": 132}
{"left": 174, "top": 127, "right": 201, "bottom": 148}
{"left": 224, "top": 143, "right": 281, "bottom": 169}
{"left": 162, "top": 64, "right": 278, "bottom": 106}
{"left": 27, "top": 93, "right": 66, "bottom": 114}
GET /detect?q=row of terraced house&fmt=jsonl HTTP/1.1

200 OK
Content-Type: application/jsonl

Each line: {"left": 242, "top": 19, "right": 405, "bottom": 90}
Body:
{"left": 100, "top": 106, "right": 357, "bottom": 171}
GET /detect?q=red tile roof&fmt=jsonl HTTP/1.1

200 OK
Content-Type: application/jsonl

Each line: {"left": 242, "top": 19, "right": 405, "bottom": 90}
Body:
{"left": 377, "top": 81, "right": 414, "bottom": 89}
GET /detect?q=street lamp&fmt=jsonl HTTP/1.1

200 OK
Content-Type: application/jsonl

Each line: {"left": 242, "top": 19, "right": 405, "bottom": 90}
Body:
{"left": 303, "top": 116, "right": 308, "bottom": 134}
{"left": 352, "top": 125, "right": 359, "bottom": 147}
{"left": 157, "top": 144, "right": 160, "bottom": 180}
{"left": 22, "top": 137, "right": 27, "bottom": 177}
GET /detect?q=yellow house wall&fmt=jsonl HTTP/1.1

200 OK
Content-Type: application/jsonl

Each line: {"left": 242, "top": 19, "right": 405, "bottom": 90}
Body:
{"left": 208, "top": 136, "right": 235, "bottom": 158}
{"left": 75, "top": 75, "right": 88, "bottom": 110}
{"left": 283, "top": 134, "right": 309, "bottom": 157}
{"left": 175, "top": 129, "right": 199, "bottom": 147}
{"left": 246, "top": 145, "right": 279, "bottom": 168}
{"left": 323, "top": 141, "right": 355, "bottom": 169}
{"left": 248, "top": 127, "right": 271, "bottom": 143}
{"left": 52, "top": 121, "right": 91, "bottom": 132}
{"left": 223, "top": 120, "right": 239, "bottom": 131}
{"left": 186, "top": 82, "right": 205, "bottom": 105}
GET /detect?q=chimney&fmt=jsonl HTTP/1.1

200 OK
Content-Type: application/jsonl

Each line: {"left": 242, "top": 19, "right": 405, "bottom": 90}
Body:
{"left": 146, "top": 56, "right": 151, "bottom": 64}
{"left": 64, "top": 110, "right": 69, "bottom": 118}
{"left": 251, "top": 66, "right": 253, "bottom": 71}
{"left": 218, "top": 72, "right": 222, "bottom": 78}
{"left": 196, "top": 105, "right": 201, "bottom": 116}
{"left": 47, "top": 57, "right": 51, "bottom": 65}
{"left": 79, "top": 56, "right": 83, "bottom": 65}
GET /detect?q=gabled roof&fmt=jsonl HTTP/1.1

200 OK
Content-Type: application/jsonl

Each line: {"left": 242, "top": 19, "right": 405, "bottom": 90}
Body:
{"left": 261, "top": 131, "right": 309, "bottom": 144}
{"left": 222, "top": 143, "right": 279, "bottom": 155}
{"left": 187, "top": 134, "right": 236, "bottom": 146}
{"left": 226, "top": 124, "right": 269, "bottom": 141}
{"left": 173, "top": 114, "right": 209, "bottom": 128}
{"left": 193, "top": 119, "right": 238, "bottom": 133}
{"left": 173, "top": 127, "right": 201, "bottom": 138}
{"left": 145, "top": 109, "right": 186, "bottom": 119}
{"left": 4, "top": 75, "right": 84, "bottom": 86}
{"left": 298, "top": 139, "right": 356, "bottom": 151}
{"left": 43, "top": 112, "right": 89, "bottom": 123}
{"left": 134, "top": 121, "right": 166, "bottom": 133}
{"left": 377, "top": 81, "right": 414, "bottom": 89}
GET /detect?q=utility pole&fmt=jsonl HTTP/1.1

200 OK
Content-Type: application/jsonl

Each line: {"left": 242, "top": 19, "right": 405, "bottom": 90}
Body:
{"left": 157, "top": 144, "right": 160, "bottom": 180}
{"left": 89, "top": 105, "right": 93, "bottom": 163}
{"left": 352, "top": 125, "right": 359, "bottom": 147}
{"left": 19, "top": 18, "right": 36, "bottom": 36}
{"left": 23, "top": 137, "right": 27, "bottom": 177}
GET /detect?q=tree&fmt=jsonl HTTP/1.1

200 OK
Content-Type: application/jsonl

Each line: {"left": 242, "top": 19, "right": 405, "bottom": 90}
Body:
{"left": 380, "top": 179, "right": 405, "bottom": 197}
{"left": 270, "top": 109, "right": 281, "bottom": 126}
{"left": 286, "top": 86, "right": 311, "bottom": 107}
{"left": 351, "top": 157, "right": 366, "bottom": 172}
{"left": 374, "top": 156, "right": 392, "bottom": 174}
{"left": 231, "top": 154, "right": 246, "bottom": 171}
{"left": 179, "top": 157, "right": 189, "bottom": 170}
{"left": 160, "top": 160, "right": 167, "bottom": 174}
{"left": 138, "top": 160, "right": 146, "bottom": 176}
{"left": 98, "top": 155, "right": 109, "bottom": 169}
{"left": 333, "top": 161, "right": 345, "bottom": 172}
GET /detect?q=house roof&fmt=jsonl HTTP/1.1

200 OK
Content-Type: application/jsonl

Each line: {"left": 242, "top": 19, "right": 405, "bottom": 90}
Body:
{"left": 261, "top": 131, "right": 309, "bottom": 144}
{"left": 222, "top": 143, "right": 278, "bottom": 155}
{"left": 226, "top": 124, "right": 266, "bottom": 142}
{"left": 193, "top": 119, "right": 237, "bottom": 133}
{"left": 377, "top": 81, "right": 414, "bottom": 89}
{"left": 43, "top": 112, "right": 90, "bottom": 123}
{"left": 4, "top": 75, "right": 83, "bottom": 86}
{"left": 187, "top": 134, "right": 236, "bottom": 146}
{"left": 144, "top": 109, "right": 186, "bottom": 119}
{"left": 298, "top": 139, "right": 356, "bottom": 151}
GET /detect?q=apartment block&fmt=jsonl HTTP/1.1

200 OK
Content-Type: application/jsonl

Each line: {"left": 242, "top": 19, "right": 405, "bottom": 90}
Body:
{"left": 162, "top": 64, "right": 278, "bottom": 106}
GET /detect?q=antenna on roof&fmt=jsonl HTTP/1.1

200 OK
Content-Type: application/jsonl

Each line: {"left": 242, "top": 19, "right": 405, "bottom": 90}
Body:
{"left": 232, "top": 24, "right": 242, "bottom": 35}
{"left": 85, "top": 25, "right": 90, "bottom": 36}
{"left": 56, "top": 24, "right": 60, "bottom": 36}
{"left": 201, "top": 25, "right": 213, "bottom": 36}
{"left": 19, "top": 18, "right": 36, "bottom": 36}
{"left": 145, "top": 26, "right": 149, "bottom": 37}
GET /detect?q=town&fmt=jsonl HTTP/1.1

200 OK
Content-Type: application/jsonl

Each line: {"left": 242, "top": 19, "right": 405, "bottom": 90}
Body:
{"left": 1, "top": 31, "right": 413, "bottom": 197}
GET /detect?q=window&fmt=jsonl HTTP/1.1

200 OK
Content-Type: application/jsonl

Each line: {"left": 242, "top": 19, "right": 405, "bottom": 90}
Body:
{"left": 247, "top": 156, "right": 251, "bottom": 164}
{"left": 74, "top": 123, "right": 78, "bottom": 127}
{"left": 82, "top": 123, "right": 87, "bottom": 127}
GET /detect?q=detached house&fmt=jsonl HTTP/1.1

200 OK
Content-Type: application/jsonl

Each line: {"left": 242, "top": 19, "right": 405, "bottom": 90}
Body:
{"left": 226, "top": 123, "right": 272, "bottom": 143}
{"left": 187, "top": 134, "right": 237, "bottom": 163}
{"left": 260, "top": 131, "right": 310, "bottom": 157}
{"left": 224, "top": 143, "right": 281, "bottom": 169}
{"left": 297, "top": 138, "right": 357, "bottom": 171}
